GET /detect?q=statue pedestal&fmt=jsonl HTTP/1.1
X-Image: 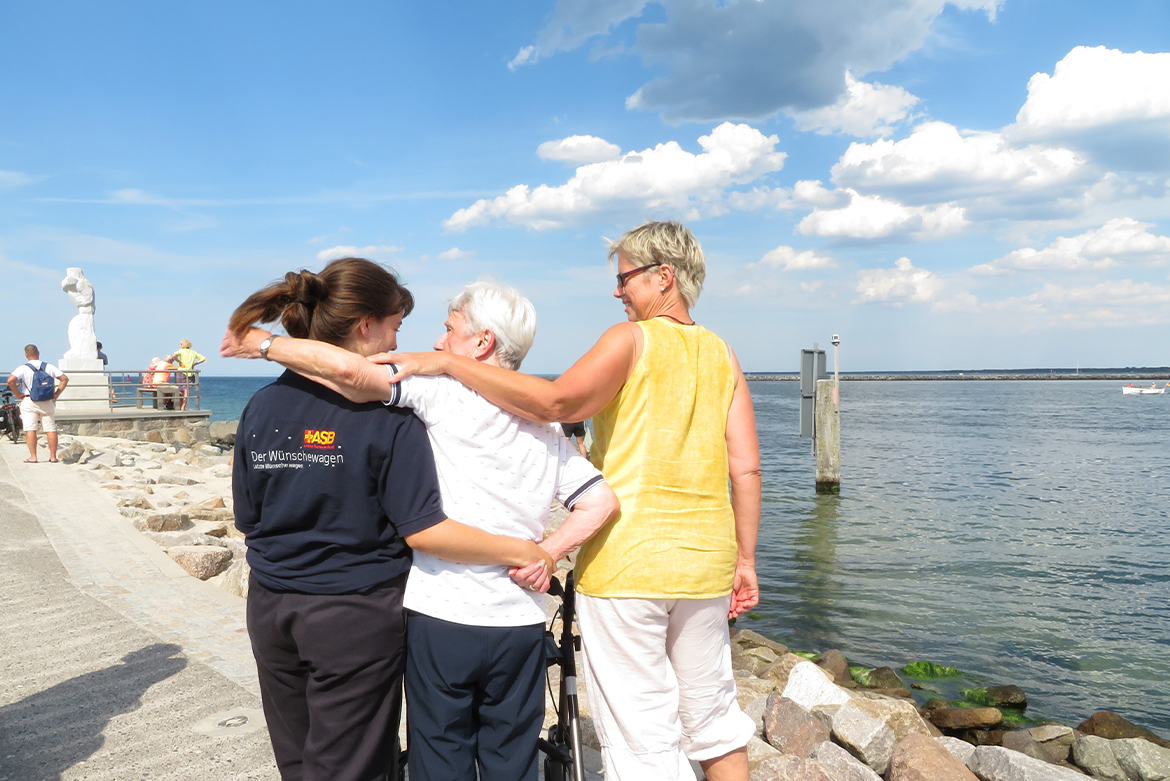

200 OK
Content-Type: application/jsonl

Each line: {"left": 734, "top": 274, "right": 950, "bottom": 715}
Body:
{"left": 56, "top": 358, "right": 111, "bottom": 412}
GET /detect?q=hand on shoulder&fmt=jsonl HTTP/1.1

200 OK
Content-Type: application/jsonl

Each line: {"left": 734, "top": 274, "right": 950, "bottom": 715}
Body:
{"left": 370, "top": 351, "right": 452, "bottom": 383}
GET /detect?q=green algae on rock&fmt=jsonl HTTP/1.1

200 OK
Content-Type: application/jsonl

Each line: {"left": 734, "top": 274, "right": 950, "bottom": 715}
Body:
{"left": 901, "top": 660, "right": 964, "bottom": 679}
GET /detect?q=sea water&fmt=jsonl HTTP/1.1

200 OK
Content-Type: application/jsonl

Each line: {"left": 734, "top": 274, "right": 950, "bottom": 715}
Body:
{"left": 200, "top": 375, "right": 279, "bottom": 421}
{"left": 752, "top": 379, "right": 1169, "bottom": 732}
{"left": 201, "top": 376, "right": 1170, "bottom": 731}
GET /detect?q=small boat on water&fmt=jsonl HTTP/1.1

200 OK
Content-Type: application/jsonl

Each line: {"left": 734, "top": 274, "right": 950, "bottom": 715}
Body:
{"left": 1122, "top": 383, "right": 1165, "bottom": 395}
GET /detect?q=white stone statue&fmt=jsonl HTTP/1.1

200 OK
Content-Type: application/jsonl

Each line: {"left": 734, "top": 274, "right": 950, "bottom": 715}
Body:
{"left": 62, "top": 267, "right": 98, "bottom": 360}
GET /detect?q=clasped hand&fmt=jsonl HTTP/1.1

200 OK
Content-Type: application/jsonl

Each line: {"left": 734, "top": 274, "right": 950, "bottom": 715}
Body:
{"left": 509, "top": 554, "right": 552, "bottom": 594}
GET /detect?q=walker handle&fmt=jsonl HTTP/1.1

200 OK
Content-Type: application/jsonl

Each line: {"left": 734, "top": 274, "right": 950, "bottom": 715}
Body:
{"left": 547, "top": 575, "right": 564, "bottom": 597}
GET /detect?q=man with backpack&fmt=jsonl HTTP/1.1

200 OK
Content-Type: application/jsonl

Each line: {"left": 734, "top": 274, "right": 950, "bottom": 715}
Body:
{"left": 6, "top": 344, "right": 68, "bottom": 463}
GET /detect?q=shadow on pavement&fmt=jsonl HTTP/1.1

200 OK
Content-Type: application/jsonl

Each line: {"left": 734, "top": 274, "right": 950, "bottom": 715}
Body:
{"left": 0, "top": 643, "right": 187, "bottom": 780}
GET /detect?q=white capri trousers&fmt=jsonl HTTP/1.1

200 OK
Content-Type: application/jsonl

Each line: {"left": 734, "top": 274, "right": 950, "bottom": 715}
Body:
{"left": 575, "top": 593, "right": 756, "bottom": 781}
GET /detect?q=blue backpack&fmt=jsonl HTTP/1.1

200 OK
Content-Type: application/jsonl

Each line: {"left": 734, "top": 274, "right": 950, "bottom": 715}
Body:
{"left": 26, "top": 362, "right": 55, "bottom": 402}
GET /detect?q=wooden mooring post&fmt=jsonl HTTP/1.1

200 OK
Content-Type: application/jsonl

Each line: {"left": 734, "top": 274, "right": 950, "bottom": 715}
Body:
{"left": 813, "top": 334, "right": 841, "bottom": 494}
{"left": 814, "top": 378, "right": 840, "bottom": 493}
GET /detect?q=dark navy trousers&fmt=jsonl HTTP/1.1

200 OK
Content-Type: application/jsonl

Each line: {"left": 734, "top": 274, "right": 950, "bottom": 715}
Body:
{"left": 247, "top": 574, "right": 407, "bottom": 781}
{"left": 405, "top": 613, "right": 546, "bottom": 781}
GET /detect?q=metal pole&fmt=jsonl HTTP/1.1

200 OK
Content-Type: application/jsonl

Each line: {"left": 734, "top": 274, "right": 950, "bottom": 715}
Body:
{"left": 832, "top": 334, "right": 840, "bottom": 407}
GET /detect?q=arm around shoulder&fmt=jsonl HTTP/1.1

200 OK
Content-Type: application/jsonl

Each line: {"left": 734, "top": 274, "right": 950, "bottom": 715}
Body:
{"left": 266, "top": 335, "right": 393, "bottom": 403}
{"left": 379, "top": 321, "right": 638, "bottom": 423}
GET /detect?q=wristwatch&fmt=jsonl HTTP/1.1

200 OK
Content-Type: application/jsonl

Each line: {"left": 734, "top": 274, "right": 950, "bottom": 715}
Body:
{"left": 258, "top": 335, "right": 281, "bottom": 361}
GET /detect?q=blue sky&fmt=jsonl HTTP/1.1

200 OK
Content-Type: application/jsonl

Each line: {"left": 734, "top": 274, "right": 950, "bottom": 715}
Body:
{"left": 2, "top": 0, "right": 1168, "bottom": 375}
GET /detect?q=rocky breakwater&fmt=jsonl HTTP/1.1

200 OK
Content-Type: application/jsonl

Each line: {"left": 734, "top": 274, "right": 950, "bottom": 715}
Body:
{"left": 729, "top": 629, "right": 1170, "bottom": 781}
{"left": 55, "top": 422, "right": 250, "bottom": 598}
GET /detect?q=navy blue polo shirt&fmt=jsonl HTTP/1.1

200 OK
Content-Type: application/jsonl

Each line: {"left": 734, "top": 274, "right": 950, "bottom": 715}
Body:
{"left": 233, "top": 370, "right": 447, "bottom": 594}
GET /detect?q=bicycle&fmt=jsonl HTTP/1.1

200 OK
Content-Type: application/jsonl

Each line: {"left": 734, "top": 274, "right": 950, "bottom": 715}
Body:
{"left": 387, "top": 571, "right": 588, "bottom": 781}
{"left": 0, "top": 389, "right": 22, "bottom": 445}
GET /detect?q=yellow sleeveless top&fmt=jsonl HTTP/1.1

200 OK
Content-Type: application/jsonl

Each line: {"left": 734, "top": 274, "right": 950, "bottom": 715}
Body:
{"left": 575, "top": 318, "right": 738, "bottom": 599}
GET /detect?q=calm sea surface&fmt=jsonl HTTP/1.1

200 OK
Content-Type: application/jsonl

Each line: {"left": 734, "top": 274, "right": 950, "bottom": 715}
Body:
{"left": 200, "top": 376, "right": 278, "bottom": 422}
{"left": 202, "top": 376, "right": 1169, "bottom": 732}
{"left": 752, "top": 379, "right": 1169, "bottom": 733}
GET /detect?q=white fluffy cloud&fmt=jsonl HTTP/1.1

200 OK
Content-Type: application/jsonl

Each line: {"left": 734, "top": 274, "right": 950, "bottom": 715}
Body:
{"left": 798, "top": 189, "right": 967, "bottom": 240}
{"left": 1010, "top": 47, "right": 1170, "bottom": 170}
{"left": 1015, "top": 47, "right": 1170, "bottom": 132}
{"left": 538, "top": 135, "right": 623, "bottom": 164}
{"left": 972, "top": 218, "right": 1170, "bottom": 275}
{"left": 855, "top": 257, "right": 944, "bottom": 304}
{"left": 793, "top": 180, "right": 845, "bottom": 206}
{"left": 316, "top": 245, "right": 403, "bottom": 261}
{"left": 445, "top": 123, "right": 786, "bottom": 231}
{"left": 510, "top": 0, "right": 998, "bottom": 122}
{"left": 805, "top": 47, "right": 1170, "bottom": 226}
{"left": 831, "top": 121, "right": 1087, "bottom": 200}
{"left": 996, "top": 279, "right": 1170, "bottom": 325}
{"left": 790, "top": 73, "right": 919, "bottom": 137}
{"left": 437, "top": 247, "right": 475, "bottom": 260}
{"left": 749, "top": 245, "right": 837, "bottom": 271}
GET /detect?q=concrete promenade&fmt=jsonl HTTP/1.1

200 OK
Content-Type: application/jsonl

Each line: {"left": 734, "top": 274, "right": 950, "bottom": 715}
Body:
{"left": 0, "top": 440, "right": 279, "bottom": 780}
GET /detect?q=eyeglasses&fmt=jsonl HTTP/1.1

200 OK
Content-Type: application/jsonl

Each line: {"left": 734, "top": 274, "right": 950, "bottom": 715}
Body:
{"left": 616, "top": 262, "right": 662, "bottom": 289}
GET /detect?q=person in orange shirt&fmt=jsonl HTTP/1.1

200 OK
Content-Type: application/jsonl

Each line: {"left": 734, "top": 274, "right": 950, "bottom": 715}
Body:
{"left": 144, "top": 357, "right": 179, "bottom": 409}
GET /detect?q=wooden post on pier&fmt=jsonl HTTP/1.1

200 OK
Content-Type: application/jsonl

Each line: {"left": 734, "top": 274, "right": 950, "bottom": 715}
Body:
{"left": 815, "top": 333, "right": 841, "bottom": 494}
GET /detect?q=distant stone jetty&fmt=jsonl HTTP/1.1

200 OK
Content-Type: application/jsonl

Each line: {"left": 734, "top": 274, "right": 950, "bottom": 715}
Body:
{"left": 746, "top": 370, "right": 1170, "bottom": 382}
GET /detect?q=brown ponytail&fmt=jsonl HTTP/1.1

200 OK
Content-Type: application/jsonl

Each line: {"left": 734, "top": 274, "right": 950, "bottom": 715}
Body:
{"left": 228, "top": 257, "right": 414, "bottom": 345}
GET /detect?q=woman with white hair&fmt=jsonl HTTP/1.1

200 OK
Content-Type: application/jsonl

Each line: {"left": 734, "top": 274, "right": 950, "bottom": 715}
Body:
{"left": 222, "top": 278, "right": 619, "bottom": 781}
{"left": 226, "top": 261, "right": 556, "bottom": 781}
{"left": 378, "top": 222, "right": 761, "bottom": 781}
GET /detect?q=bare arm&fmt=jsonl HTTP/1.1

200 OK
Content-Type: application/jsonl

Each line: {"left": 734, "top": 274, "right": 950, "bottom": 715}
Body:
{"left": 221, "top": 328, "right": 393, "bottom": 403}
{"left": 540, "top": 483, "right": 620, "bottom": 563}
{"left": 725, "top": 349, "right": 761, "bottom": 619}
{"left": 6, "top": 374, "right": 18, "bottom": 397}
{"left": 405, "top": 519, "right": 555, "bottom": 571}
{"left": 379, "top": 322, "right": 640, "bottom": 423}
{"left": 509, "top": 482, "right": 620, "bottom": 591}
{"left": 54, "top": 374, "right": 69, "bottom": 401}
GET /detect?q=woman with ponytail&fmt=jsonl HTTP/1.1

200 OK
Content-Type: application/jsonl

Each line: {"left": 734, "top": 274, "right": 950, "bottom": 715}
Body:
{"left": 229, "top": 258, "right": 554, "bottom": 781}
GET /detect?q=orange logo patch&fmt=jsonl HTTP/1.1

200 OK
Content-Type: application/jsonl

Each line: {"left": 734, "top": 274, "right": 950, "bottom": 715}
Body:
{"left": 304, "top": 429, "right": 336, "bottom": 447}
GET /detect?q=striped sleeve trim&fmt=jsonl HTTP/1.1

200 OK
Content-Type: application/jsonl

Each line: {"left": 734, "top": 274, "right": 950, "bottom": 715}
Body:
{"left": 380, "top": 364, "right": 402, "bottom": 407}
{"left": 564, "top": 474, "right": 605, "bottom": 509}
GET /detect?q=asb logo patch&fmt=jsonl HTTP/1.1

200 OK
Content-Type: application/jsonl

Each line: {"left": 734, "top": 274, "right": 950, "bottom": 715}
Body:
{"left": 304, "top": 429, "right": 336, "bottom": 448}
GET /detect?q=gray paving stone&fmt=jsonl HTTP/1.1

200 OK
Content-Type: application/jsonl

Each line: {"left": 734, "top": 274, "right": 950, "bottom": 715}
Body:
{"left": 0, "top": 446, "right": 279, "bottom": 780}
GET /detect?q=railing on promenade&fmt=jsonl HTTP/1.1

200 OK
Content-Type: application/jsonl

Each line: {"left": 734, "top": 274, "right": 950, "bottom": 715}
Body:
{"left": 103, "top": 369, "right": 203, "bottom": 411}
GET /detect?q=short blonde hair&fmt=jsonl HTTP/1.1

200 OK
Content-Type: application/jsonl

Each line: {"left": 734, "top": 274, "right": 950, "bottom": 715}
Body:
{"left": 607, "top": 221, "right": 706, "bottom": 309}
{"left": 179, "top": 338, "right": 192, "bottom": 349}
